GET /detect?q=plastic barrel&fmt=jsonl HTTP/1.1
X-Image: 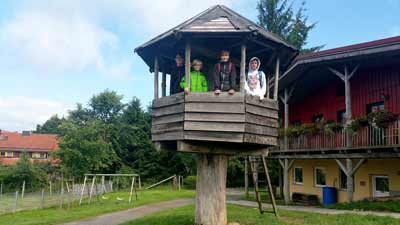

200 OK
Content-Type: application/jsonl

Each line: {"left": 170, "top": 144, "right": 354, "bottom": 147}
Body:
{"left": 322, "top": 186, "right": 337, "bottom": 206}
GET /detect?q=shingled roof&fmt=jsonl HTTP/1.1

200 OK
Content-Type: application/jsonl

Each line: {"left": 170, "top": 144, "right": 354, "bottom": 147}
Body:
{"left": 135, "top": 5, "right": 296, "bottom": 52}
{"left": 135, "top": 5, "right": 298, "bottom": 72}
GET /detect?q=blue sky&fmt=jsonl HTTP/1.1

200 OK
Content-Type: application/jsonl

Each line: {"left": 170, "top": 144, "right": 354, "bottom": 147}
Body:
{"left": 0, "top": 0, "right": 399, "bottom": 131}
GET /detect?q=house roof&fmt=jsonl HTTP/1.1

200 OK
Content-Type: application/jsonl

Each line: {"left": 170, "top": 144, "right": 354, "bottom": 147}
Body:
{"left": 0, "top": 131, "right": 59, "bottom": 152}
{"left": 279, "top": 35, "right": 400, "bottom": 90}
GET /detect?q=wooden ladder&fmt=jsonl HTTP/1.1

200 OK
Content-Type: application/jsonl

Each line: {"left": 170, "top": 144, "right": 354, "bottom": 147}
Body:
{"left": 248, "top": 155, "right": 279, "bottom": 217}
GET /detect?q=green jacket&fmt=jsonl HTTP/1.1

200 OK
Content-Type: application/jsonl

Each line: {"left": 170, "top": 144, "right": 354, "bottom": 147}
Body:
{"left": 180, "top": 71, "right": 208, "bottom": 92}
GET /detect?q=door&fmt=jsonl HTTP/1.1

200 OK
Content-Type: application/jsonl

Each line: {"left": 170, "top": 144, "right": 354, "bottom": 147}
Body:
{"left": 373, "top": 176, "right": 390, "bottom": 198}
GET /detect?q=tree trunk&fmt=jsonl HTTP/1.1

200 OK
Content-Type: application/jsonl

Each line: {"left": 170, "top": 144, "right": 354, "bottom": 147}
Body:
{"left": 195, "top": 154, "right": 229, "bottom": 225}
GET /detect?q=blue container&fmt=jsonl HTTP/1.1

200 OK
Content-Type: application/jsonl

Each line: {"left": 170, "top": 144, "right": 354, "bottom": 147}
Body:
{"left": 322, "top": 186, "right": 337, "bottom": 206}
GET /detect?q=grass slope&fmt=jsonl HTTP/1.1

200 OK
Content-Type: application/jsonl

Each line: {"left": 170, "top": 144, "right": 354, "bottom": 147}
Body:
{"left": 124, "top": 204, "right": 400, "bottom": 225}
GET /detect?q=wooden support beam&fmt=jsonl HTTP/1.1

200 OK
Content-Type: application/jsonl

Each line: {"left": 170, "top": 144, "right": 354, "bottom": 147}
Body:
{"left": 280, "top": 158, "right": 293, "bottom": 205}
{"left": 161, "top": 71, "right": 167, "bottom": 97}
{"left": 244, "top": 158, "right": 249, "bottom": 198}
{"left": 240, "top": 43, "right": 246, "bottom": 93}
{"left": 195, "top": 154, "right": 228, "bottom": 225}
{"left": 346, "top": 159, "right": 354, "bottom": 202}
{"left": 185, "top": 41, "right": 191, "bottom": 91}
{"left": 154, "top": 57, "right": 159, "bottom": 100}
{"left": 273, "top": 57, "right": 280, "bottom": 101}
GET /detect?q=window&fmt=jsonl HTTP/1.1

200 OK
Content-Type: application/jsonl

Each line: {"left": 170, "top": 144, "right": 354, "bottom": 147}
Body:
{"left": 314, "top": 167, "right": 326, "bottom": 187}
{"left": 292, "top": 120, "right": 301, "bottom": 127}
{"left": 367, "top": 101, "right": 384, "bottom": 113}
{"left": 32, "top": 152, "right": 47, "bottom": 159}
{"left": 294, "top": 167, "right": 303, "bottom": 184}
{"left": 1, "top": 151, "right": 14, "bottom": 158}
{"left": 337, "top": 110, "right": 346, "bottom": 123}
{"left": 339, "top": 169, "right": 347, "bottom": 189}
{"left": 312, "top": 114, "right": 324, "bottom": 123}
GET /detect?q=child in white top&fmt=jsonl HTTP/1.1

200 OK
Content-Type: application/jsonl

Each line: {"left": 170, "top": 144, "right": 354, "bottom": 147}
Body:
{"left": 245, "top": 57, "right": 267, "bottom": 100}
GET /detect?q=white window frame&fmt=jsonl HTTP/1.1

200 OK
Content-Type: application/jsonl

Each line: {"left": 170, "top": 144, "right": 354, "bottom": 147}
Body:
{"left": 293, "top": 166, "right": 303, "bottom": 185}
{"left": 314, "top": 167, "right": 327, "bottom": 187}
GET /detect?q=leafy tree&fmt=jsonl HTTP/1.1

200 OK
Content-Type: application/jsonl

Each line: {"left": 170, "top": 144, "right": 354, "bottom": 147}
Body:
{"left": 89, "top": 90, "right": 125, "bottom": 123}
{"left": 56, "top": 120, "right": 119, "bottom": 177}
{"left": 1, "top": 153, "right": 47, "bottom": 191}
{"left": 257, "top": 0, "right": 323, "bottom": 52}
{"left": 35, "top": 115, "right": 65, "bottom": 135}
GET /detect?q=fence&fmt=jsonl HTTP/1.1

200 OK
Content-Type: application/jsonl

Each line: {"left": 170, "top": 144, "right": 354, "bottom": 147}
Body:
{"left": 277, "top": 120, "right": 400, "bottom": 151}
{"left": 0, "top": 180, "right": 130, "bottom": 215}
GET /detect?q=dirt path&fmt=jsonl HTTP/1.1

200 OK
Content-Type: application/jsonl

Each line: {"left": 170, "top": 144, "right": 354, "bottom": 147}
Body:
{"left": 60, "top": 198, "right": 194, "bottom": 225}
{"left": 228, "top": 200, "right": 400, "bottom": 219}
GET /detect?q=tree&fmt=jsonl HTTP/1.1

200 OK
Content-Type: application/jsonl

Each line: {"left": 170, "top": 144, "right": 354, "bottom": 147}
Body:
{"left": 89, "top": 90, "right": 125, "bottom": 123}
{"left": 56, "top": 120, "right": 119, "bottom": 177}
{"left": 1, "top": 153, "right": 47, "bottom": 191}
{"left": 257, "top": 0, "right": 323, "bottom": 52}
{"left": 35, "top": 115, "right": 65, "bottom": 135}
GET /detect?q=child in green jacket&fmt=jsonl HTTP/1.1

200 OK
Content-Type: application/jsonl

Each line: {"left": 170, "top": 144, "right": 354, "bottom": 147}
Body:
{"left": 180, "top": 59, "right": 208, "bottom": 93}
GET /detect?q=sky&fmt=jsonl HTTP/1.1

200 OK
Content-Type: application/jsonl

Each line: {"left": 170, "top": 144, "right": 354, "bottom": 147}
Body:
{"left": 0, "top": 0, "right": 399, "bottom": 132}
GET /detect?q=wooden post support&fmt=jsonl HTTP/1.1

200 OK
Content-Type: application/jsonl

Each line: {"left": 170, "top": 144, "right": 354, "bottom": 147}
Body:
{"left": 154, "top": 57, "right": 159, "bottom": 100}
{"left": 273, "top": 57, "right": 280, "bottom": 101}
{"left": 79, "top": 176, "right": 87, "bottom": 205}
{"left": 89, "top": 176, "right": 96, "bottom": 204}
{"left": 329, "top": 65, "right": 359, "bottom": 148}
{"left": 346, "top": 159, "right": 353, "bottom": 202}
{"left": 195, "top": 154, "right": 229, "bottom": 225}
{"left": 335, "top": 158, "right": 365, "bottom": 203}
{"left": 240, "top": 43, "right": 246, "bottom": 92}
{"left": 185, "top": 41, "right": 191, "bottom": 91}
{"left": 244, "top": 158, "right": 249, "bottom": 198}
{"left": 279, "top": 159, "right": 294, "bottom": 204}
{"left": 162, "top": 71, "right": 167, "bottom": 97}
{"left": 101, "top": 176, "right": 105, "bottom": 194}
{"left": 1, "top": 182, "right": 3, "bottom": 198}
{"left": 134, "top": 177, "right": 138, "bottom": 200}
{"left": 21, "top": 180, "right": 25, "bottom": 199}
{"left": 60, "top": 176, "right": 65, "bottom": 209}
{"left": 248, "top": 156, "right": 263, "bottom": 214}
{"left": 279, "top": 86, "right": 295, "bottom": 151}
{"left": 138, "top": 176, "right": 142, "bottom": 189}
{"left": 129, "top": 177, "right": 135, "bottom": 204}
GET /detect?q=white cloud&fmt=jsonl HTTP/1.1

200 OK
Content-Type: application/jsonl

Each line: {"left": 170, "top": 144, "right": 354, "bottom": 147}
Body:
{"left": 0, "top": 10, "right": 117, "bottom": 74}
{"left": 0, "top": 96, "right": 70, "bottom": 132}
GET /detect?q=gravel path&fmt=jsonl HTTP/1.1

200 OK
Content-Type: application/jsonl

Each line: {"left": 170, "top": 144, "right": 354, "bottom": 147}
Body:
{"left": 60, "top": 198, "right": 194, "bottom": 225}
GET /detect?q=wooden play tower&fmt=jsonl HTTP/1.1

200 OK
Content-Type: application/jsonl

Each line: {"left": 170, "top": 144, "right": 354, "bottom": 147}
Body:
{"left": 135, "top": 5, "right": 297, "bottom": 225}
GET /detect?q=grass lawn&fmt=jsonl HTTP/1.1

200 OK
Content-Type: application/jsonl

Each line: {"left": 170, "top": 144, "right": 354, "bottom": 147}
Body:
{"left": 123, "top": 204, "right": 400, "bottom": 225}
{"left": 0, "top": 188, "right": 194, "bottom": 225}
{"left": 326, "top": 199, "right": 400, "bottom": 213}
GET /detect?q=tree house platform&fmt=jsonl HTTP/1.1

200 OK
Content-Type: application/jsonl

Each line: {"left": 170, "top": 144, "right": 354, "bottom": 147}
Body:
{"left": 152, "top": 92, "right": 279, "bottom": 155}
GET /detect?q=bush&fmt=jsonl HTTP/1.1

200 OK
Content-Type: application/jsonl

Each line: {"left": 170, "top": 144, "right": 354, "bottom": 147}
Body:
{"left": 183, "top": 176, "right": 196, "bottom": 189}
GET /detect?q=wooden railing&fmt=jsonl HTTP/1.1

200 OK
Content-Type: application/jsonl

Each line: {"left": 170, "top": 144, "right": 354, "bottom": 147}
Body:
{"left": 277, "top": 120, "right": 400, "bottom": 151}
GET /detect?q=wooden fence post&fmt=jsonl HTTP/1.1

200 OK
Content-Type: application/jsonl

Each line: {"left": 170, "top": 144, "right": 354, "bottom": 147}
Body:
{"left": 14, "top": 191, "right": 19, "bottom": 213}
{"left": 21, "top": 180, "right": 25, "bottom": 199}
{"left": 244, "top": 158, "right": 249, "bottom": 198}
{"left": 40, "top": 189, "right": 45, "bottom": 209}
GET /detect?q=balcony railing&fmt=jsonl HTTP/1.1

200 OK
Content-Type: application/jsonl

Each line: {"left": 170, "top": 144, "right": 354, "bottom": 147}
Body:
{"left": 277, "top": 120, "right": 400, "bottom": 152}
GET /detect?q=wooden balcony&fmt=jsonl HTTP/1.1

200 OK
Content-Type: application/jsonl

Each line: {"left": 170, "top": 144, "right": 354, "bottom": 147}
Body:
{"left": 274, "top": 120, "right": 400, "bottom": 153}
{"left": 152, "top": 92, "right": 279, "bottom": 154}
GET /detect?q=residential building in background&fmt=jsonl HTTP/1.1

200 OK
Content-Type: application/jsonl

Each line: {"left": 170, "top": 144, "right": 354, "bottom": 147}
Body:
{"left": 0, "top": 130, "right": 59, "bottom": 165}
